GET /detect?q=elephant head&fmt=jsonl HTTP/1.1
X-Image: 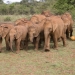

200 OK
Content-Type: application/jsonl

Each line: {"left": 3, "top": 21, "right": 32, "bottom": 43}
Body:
{"left": 30, "top": 14, "right": 46, "bottom": 24}
{"left": 28, "top": 26, "right": 39, "bottom": 42}
{"left": 0, "top": 23, "right": 14, "bottom": 38}
{"left": 9, "top": 26, "right": 23, "bottom": 51}
{"left": 15, "top": 18, "right": 28, "bottom": 25}
{"left": 44, "top": 17, "right": 59, "bottom": 33}
{"left": 9, "top": 26, "right": 23, "bottom": 40}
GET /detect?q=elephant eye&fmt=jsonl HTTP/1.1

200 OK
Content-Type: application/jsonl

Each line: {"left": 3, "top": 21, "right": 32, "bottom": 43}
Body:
{"left": 36, "top": 22, "right": 39, "bottom": 24}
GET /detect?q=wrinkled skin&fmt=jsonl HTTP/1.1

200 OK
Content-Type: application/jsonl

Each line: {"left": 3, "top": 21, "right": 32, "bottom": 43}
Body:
{"left": 9, "top": 25, "right": 28, "bottom": 53}
{"left": 0, "top": 23, "right": 14, "bottom": 52}
{"left": 44, "top": 16, "right": 66, "bottom": 51}
{"left": 61, "top": 12, "right": 73, "bottom": 39}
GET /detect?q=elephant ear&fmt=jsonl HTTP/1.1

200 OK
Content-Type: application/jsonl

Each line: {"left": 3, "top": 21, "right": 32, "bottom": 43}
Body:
{"left": 52, "top": 21, "right": 58, "bottom": 32}
{"left": 15, "top": 28, "right": 22, "bottom": 39}
{"left": 2, "top": 26, "right": 8, "bottom": 38}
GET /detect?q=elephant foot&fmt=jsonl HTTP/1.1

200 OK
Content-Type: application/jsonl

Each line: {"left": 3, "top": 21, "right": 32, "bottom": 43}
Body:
{"left": 53, "top": 47, "right": 58, "bottom": 50}
{"left": 34, "top": 48, "right": 38, "bottom": 51}
{"left": 16, "top": 50, "right": 20, "bottom": 54}
{"left": 45, "top": 49, "right": 50, "bottom": 52}
{"left": 63, "top": 44, "right": 66, "bottom": 47}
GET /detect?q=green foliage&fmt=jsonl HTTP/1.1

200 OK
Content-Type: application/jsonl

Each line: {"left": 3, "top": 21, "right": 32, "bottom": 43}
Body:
{"left": 4, "top": 16, "right": 11, "bottom": 21}
{"left": 0, "top": 0, "right": 57, "bottom": 15}
{"left": 0, "top": 0, "right": 3, "bottom": 4}
{"left": 54, "top": 0, "right": 75, "bottom": 14}
{"left": 0, "top": 0, "right": 75, "bottom": 19}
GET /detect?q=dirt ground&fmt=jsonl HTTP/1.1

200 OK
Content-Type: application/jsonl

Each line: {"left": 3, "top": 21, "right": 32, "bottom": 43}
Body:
{"left": 0, "top": 30, "right": 75, "bottom": 75}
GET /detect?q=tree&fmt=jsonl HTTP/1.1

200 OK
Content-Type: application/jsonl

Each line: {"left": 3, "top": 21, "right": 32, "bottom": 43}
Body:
{"left": 0, "top": 0, "right": 3, "bottom": 4}
{"left": 54, "top": 0, "right": 75, "bottom": 14}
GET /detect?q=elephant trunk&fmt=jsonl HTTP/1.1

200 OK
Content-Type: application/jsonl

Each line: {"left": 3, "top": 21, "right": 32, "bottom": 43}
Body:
{"left": 9, "top": 36, "right": 14, "bottom": 52}
{"left": 30, "top": 36, "right": 33, "bottom": 43}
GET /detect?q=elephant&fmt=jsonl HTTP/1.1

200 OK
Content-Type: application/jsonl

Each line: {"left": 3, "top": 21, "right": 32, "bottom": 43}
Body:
{"left": 15, "top": 18, "right": 28, "bottom": 25}
{"left": 28, "top": 18, "right": 46, "bottom": 50}
{"left": 61, "top": 12, "right": 73, "bottom": 39}
{"left": 44, "top": 16, "right": 66, "bottom": 51}
{"left": 30, "top": 14, "right": 46, "bottom": 24}
{"left": 9, "top": 25, "right": 28, "bottom": 53}
{"left": 15, "top": 18, "right": 34, "bottom": 50}
{"left": 29, "top": 14, "right": 46, "bottom": 48}
{"left": 41, "top": 10, "right": 53, "bottom": 17}
{"left": 0, "top": 23, "right": 14, "bottom": 52}
{"left": 64, "top": 12, "right": 73, "bottom": 37}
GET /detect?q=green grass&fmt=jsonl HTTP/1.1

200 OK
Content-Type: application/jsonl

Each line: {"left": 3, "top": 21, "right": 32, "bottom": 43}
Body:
{"left": 0, "top": 15, "right": 75, "bottom": 75}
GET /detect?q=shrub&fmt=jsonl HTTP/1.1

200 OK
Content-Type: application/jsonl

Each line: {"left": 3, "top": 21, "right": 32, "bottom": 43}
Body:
{"left": 4, "top": 17, "right": 11, "bottom": 21}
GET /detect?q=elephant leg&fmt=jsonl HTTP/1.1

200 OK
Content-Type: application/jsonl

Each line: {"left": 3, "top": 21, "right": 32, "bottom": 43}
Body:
{"left": 38, "top": 39, "right": 42, "bottom": 48}
{"left": 44, "top": 31, "right": 50, "bottom": 51}
{"left": 5, "top": 36, "right": 10, "bottom": 50}
{"left": 16, "top": 38, "right": 21, "bottom": 53}
{"left": 24, "top": 40, "right": 28, "bottom": 50}
{"left": 20, "top": 41, "right": 24, "bottom": 50}
{"left": 70, "top": 29, "right": 73, "bottom": 37}
{"left": 66, "top": 29, "right": 69, "bottom": 39}
{"left": 61, "top": 33, "right": 66, "bottom": 47}
{"left": 0, "top": 37, "right": 2, "bottom": 53}
{"left": 33, "top": 38, "right": 36, "bottom": 48}
{"left": 34, "top": 35, "right": 40, "bottom": 50}
{"left": 53, "top": 33, "right": 58, "bottom": 49}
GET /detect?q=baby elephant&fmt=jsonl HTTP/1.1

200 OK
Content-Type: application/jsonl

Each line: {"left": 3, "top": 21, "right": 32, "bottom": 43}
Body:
{"left": 9, "top": 25, "right": 28, "bottom": 53}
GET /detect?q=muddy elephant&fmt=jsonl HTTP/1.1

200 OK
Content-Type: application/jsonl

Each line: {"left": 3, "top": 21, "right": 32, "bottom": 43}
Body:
{"left": 9, "top": 25, "right": 28, "bottom": 53}
{"left": 0, "top": 23, "right": 14, "bottom": 52}
{"left": 61, "top": 12, "right": 73, "bottom": 39}
{"left": 44, "top": 16, "right": 66, "bottom": 51}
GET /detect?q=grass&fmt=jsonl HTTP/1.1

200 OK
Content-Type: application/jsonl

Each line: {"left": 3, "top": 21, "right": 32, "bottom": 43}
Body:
{"left": 0, "top": 15, "right": 32, "bottom": 23}
{"left": 0, "top": 15, "right": 75, "bottom": 75}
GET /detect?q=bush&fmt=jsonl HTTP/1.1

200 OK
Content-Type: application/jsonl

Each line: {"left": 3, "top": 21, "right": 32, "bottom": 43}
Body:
{"left": 4, "top": 17, "right": 11, "bottom": 21}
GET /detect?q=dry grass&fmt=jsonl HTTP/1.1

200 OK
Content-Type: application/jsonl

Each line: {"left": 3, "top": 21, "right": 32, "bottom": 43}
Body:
{"left": 0, "top": 15, "right": 32, "bottom": 23}
{"left": 0, "top": 15, "right": 75, "bottom": 75}
{"left": 0, "top": 32, "right": 75, "bottom": 75}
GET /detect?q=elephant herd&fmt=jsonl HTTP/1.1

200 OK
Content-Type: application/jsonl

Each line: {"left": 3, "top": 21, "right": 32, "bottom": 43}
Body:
{"left": 0, "top": 10, "right": 73, "bottom": 53}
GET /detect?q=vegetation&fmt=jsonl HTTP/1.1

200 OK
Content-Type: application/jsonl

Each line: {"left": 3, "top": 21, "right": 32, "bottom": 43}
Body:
{"left": 0, "top": 0, "right": 75, "bottom": 19}
{"left": 4, "top": 16, "right": 11, "bottom": 21}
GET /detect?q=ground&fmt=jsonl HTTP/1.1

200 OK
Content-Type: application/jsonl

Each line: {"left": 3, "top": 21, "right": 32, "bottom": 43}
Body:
{"left": 0, "top": 15, "right": 75, "bottom": 75}
{"left": 0, "top": 35, "right": 75, "bottom": 75}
